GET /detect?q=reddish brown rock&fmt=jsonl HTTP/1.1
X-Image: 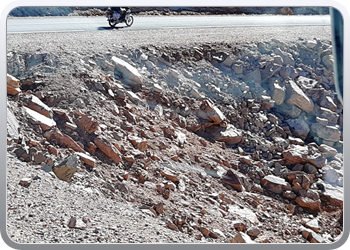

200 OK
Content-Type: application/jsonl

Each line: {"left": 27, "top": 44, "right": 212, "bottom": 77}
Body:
{"left": 94, "top": 136, "right": 122, "bottom": 163}
{"left": 233, "top": 221, "right": 247, "bottom": 232}
{"left": 282, "top": 145, "right": 326, "bottom": 168}
{"left": 222, "top": 169, "right": 252, "bottom": 192}
{"left": 295, "top": 196, "right": 321, "bottom": 212}
{"left": 75, "top": 152, "right": 96, "bottom": 167}
{"left": 7, "top": 74, "right": 20, "bottom": 88}
{"left": 247, "top": 227, "right": 261, "bottom": 237}
{"left": 197, "top": 99, "right": 226, "bottom": 124}
{"left": 7, "top": 74, "right": 21, "bottom": 95}
{"left": 167, "top": 221, "right": 178, "bottom": 231}
{"left": 128, "top": 135, "right": 148, "bottom": 152}
{"left": 19, "top": 177, "right": 32, "bottom": 187}
{"left": 228, "top": 232, "right": 255, "bottom": 243}
{"left": 301, "top": 226, "right": 326, "bottom": 243}
{"left": 44, "top": 128, "right": 85, "bottom": 153}
{"left": 7, "top": 85, "right": 21, "bottom": 95}
{"left": 160, "top": 168, "right": 179, "bottom": 182}
{"left": 23, "top": 94, "right": 53, "bottom": 118}
{"left": 199, "top": 227, "right": 210, "bottom": 237}
{"left": 75, "top": 115, "right": 99, "bottom": 134}
{"left": 154, "top": 203, "right": 164, "bottom": 214}
{"left": 261, "top": 175, "right": 289, "bottom": 194}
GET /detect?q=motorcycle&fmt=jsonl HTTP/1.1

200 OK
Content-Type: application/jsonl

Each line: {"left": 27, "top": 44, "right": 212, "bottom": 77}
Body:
{"left": 106, "top": 8, "right": 134, "bottom": 28}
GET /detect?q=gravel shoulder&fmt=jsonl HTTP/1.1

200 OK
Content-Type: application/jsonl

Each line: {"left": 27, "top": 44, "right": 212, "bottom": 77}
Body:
{"left": 7, "top": 25, "right": 332, "bottom": 52}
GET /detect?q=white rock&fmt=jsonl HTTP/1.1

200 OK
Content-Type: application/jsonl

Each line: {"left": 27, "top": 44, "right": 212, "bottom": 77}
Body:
{"left": 24, "top": 107, "right": 56, "bottom": 131}
{"left": 111, "top": 56, "right": 143, "bottom": 84}
{"left": 286, "top": 80, "right": 314, "bottom": 113}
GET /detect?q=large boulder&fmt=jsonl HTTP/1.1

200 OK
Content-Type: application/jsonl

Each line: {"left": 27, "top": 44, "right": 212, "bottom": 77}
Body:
{"left": 295, "top": 190, "right": 321, "bottom": 212}
{"left": 286, "top": 80, "right": 314, "bottom": 113}
{"left": 111, "top": 56, "right": 143, "bottom": 85}
{"left": 322, "top": 54, "right": 334, "bottom": 71}
{"left": 320, "top": 183, "right": 343, "bottom": 209}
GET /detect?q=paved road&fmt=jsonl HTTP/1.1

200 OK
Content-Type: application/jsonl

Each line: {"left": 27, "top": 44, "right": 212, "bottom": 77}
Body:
{"left": 7, "top": 15, "right": 331, "bottom": 34}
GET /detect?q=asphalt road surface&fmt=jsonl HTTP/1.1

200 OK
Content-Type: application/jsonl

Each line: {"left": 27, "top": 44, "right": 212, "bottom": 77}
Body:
{"left": 7, "top": 15, "right": 331, "bottom": 34}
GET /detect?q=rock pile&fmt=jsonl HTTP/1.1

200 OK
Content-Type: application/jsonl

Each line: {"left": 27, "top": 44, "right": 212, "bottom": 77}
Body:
{"left": 6, "top": 37, "right": 343, "bottom": 243}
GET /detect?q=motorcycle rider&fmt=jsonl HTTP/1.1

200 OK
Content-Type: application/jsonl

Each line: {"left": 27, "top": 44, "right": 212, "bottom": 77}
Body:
{"left": 111, "top": 7, "right": 129, "bottom": 21}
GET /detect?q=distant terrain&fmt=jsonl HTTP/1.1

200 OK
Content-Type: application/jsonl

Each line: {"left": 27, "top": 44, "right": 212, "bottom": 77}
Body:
{"left": 8, "top": 6, "right": 330, "bottom": 17}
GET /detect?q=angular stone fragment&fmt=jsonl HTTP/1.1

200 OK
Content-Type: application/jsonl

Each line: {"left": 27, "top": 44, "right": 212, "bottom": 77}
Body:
{"left": 296, "top": 195, "right": 321, "bottom": 212}
{"left": 111, "top": 56, "right": 143, "bottom": 85}
{"left": 75, "top": 115, "right": 99, "bottom": 134}
{"left": 269, "top": 79, "right": 285, "bottom": 105}
{"left": 7, "top": 74, "right": 20, "bottom": 88}
{"left": 19, "top": 177, "right": 32, "bottom": 187}
{"left": 197, "top": 99, "right": 226, "bottom": 124}
{"left": 75, "top": 152, "right": 96, "bottom": 167}
{"left": 286, "top": 80, "right": 314, "bottom": 113}
{"left": 301, "top": 226, "right": 326, "bottom": 243}
{"left": 23, "top": 94, "right": 53, "bottom": 118}
{"left": 7, "top": 106, "right": 20, "bottom": 143}
{"left": 320, "top": 183, "right": 343, "bottom": 209}
{"left": 7, "top": 74, "right": 22, "bottom": 95}
{"left": 44, "top": 128, "right": 85, "bottom": 153}
{"left": 161, "top": 168, "right": 179, "bottom": 182}
{"left": 311, "top": 124, "right": 341, "bottom": 142}
{"left": 228, "top": 232, "right": 255, "bottom": 243}
{"left": 282, "top": 145, "right": 326, "bottom": 168}
{"left": 261, "top": 175, "right": 288, "bottom": 194}
{"left": 53, "top": 154, "right": 79, "bottom": 182}
{"left": 25, "top": 107, "right": 56, "bottom": 131}
{"left": 167, "top": 221, "right": 178, "bottom": 231}
{"left": 247, "top": 227, "right": 261, "bottom": 237}
{"left": 322, "top": 54, "right": 334, "bottom": 70}
{"left": 222, "top": 169, "right": 252, "bottom": 192}
{"left": 128, "top": 135, "right": 148, "bottom": 152}
{"left": 199, "top": 227, "right": 210, "bottom": 237}
{"left": 305, "top": 218, "right": 320, "bottom": 233}
{"left": 318, "top": 144, "right": 338, "bottom": 158}
{"left": 228, "top": 205, "right": 259, "bottom": 224}
{"left": 94, "top": 136, "right": 122, "bottom": 164}
{"left": 286, "top": 118, "right": 310, "bottom": 140}
{"left": 68, "top": 217, "right": 87, "bottom": 230}
{"left": 206, "top": 124, "right": 243, "bottom": 145}
{"left": 7, "top": 85, "right": 21, "bottom": 95}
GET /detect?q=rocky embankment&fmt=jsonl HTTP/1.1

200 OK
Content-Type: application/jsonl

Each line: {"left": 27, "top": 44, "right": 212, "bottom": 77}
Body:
{"left": 6, "top": 29, "right": 343, "bottom": 244}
